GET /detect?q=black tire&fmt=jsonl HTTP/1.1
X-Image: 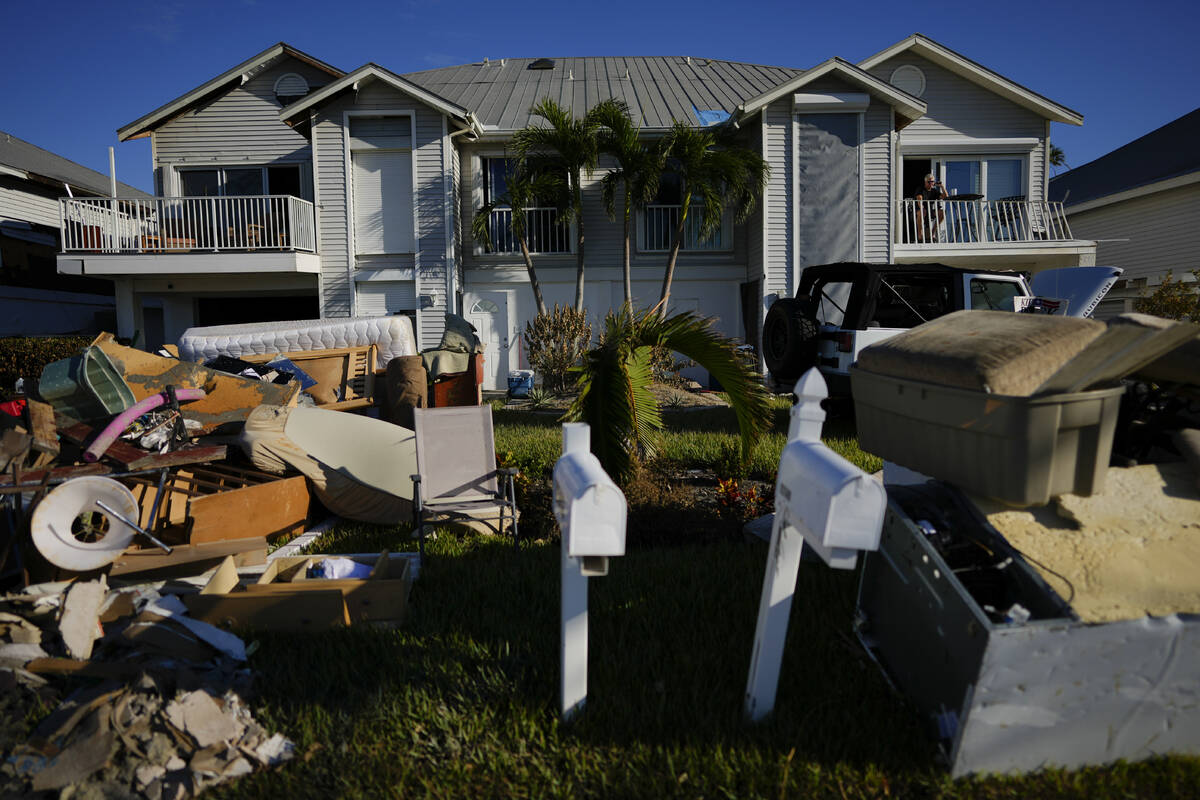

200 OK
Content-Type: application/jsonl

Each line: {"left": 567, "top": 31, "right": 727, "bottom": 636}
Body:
{"left": 762, "top": 297, "right": 820, "bottom": 382}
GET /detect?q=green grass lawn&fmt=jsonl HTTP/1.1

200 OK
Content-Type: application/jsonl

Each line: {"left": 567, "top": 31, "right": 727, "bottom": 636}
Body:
{"left": 207, "top": 404, "right": 1199, "bottom": 799}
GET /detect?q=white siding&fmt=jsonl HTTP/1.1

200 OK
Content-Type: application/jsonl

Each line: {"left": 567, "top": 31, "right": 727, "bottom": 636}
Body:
{"left": 763, "top": 100, "right": 792, "bottom": 298}
{"left": 311, "top": 81, "right": 450, "bottom": 349}
{"left": 863, "top": 102, "right": 892, "bottom": 262}
{"left": 357, "top": 281, "right": 417, "bottom": 315}
{"left": 154, "top": 56, "right": 328, "bottom": 181}
{"left": 747, "top": 124, "right": 765, "bottom": 282}
{"left": 866, "top": 54, "right": 1048, "bottom": 203}
{"left": 0, "top": 180, "right": 61, "bottom": 229}
{"left": 1067, "top": 183, "right": 1200, "bottom": 284}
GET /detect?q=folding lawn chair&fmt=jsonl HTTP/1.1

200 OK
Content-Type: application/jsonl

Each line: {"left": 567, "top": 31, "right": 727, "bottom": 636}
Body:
{"left": 410, "top": 406, "right": 519, "bottom": 562}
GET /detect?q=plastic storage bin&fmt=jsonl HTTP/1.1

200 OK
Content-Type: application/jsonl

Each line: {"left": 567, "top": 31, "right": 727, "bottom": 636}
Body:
{"left": 850, "top": 366, "right": 1124, "bottom": 506}
{"left": 507, "top": 370, "right": 535, "bottom": 398}
{"left": 39, "top": 345, "right": 136, "bottom": 421}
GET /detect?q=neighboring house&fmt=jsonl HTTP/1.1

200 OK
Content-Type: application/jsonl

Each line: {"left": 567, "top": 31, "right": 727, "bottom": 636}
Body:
{"left": 1050, "top": 108, "right": 1200, "bottom": 318}
{"left": 57, "top": 35, "right": 1096, "bottom": 386}
{"left": 1, "top": 131, "right": 148, "bottom": 336}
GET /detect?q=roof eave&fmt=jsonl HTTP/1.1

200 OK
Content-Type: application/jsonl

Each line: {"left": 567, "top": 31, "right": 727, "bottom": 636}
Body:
{"left": 858, "top": 33, "right": 1083, "bottom": 126}
{"left": 734, "top": 59, "right": 926, "bottom": 124}
{"left": 279, "top": 64, "right": 475, "bottom": 131}
{"left": 117, "top": 43, "right": 345, "bottom": 142}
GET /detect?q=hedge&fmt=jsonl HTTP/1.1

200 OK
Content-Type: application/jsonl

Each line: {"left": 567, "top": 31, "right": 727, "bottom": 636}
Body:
{"left": 0, "top": 336, "right": 91, "bottom": 394}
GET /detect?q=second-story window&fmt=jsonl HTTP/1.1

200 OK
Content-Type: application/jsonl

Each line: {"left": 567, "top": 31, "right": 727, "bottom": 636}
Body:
{"left": 638, "top": 172, "right": 732, "bottom": 252}
{"left": 480, "top": 157, "right": 570, "bottom": 254}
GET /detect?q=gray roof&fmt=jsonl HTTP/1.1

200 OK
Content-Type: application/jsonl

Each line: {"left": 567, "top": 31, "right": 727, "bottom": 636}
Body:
{"left": 0, "top": 130, "right": 150, "bottom": 197}
{"left": 402, "top": 56, "right": 803, "bottom": 131}
{"left": 1049, "top": 108, "right": 1200, "bottom": 207}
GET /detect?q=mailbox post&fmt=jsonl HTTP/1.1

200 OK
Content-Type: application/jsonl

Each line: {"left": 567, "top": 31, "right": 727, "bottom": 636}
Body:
{"left": 744, "top": 369, "right": 888, "bottom": 721}
{"left": 554, "top": 423, "right": 627, "bottom": 721}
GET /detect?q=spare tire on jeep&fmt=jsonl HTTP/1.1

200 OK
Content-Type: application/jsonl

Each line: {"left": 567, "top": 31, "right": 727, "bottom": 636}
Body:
{"left": 762, "top": 297, "right": 820, "bottom": 383}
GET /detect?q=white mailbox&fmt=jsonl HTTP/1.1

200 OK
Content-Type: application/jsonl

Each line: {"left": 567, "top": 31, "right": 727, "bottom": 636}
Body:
{"left": 554, "top": 434, "right": 627, "bottom": 563}
{"left": 555, "top": 423, "right": 628, "bottom": 720}
{"left": 744, "top": 369, "right": 887, "bottom": 721}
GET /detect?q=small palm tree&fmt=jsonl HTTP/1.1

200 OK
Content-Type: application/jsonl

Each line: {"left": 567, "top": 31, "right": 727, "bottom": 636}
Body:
{"left": 471, "top": 160, "right": 562, "bottom": 316}
{"left": 591, "top": 98, "right": 668, "bottom": 309}
{"left": 566, "top": 306, "right": 773, "bottom": 483}
{"left": 1049, "top": 144, "right": 1069, "bottom": 174}
{"left": 658, "top": 122, "right": 769, "bottom": 315}
{"left": 512, "top": 99, "right": 603, "bottom": 312}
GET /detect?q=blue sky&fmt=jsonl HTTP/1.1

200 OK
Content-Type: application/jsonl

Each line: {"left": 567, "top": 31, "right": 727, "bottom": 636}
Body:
{"left": 2, "top": 0, "right": 1195, "bottom": 193}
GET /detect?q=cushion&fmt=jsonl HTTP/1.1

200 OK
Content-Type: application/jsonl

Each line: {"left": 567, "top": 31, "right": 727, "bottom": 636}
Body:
{"left": 856, "top": 310, "right": 1106, "bottom": 396}
{"left": 298, "top": 355, "right": 347, "bottom": 405}
{"left": 439, "top": 313, "right": 480, "bottom": 354}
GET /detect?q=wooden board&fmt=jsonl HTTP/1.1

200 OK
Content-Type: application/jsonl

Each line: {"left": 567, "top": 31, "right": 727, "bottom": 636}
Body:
{"left": 184, "top": 590, "right": 351, "bottom": 631}
{"left": 124, "top": 464, "right": 311, "bottom": 545}
{"left": 243, "top": 345, "right": 377, "bottom": 411}
{"left": 108, "top": 537, "right": 267, "bottom": 580}
{"left": 90, "top": 333, "right": 299, "bottom": 433}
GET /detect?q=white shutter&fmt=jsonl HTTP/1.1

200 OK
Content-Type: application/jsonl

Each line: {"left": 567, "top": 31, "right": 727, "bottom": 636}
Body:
{"left": 352, "top": 150, "right": 414, "bottom": 255}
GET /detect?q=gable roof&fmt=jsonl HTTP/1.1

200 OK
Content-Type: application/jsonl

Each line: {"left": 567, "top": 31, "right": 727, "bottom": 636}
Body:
{"left": 402, "top": 56, "right": 802, "bottom": 131}
{"left": 117, "top": 43, "right": 344, "bottom": 141}
{"left": 858, "top": 33, "right": 1083, "bottom": 125}
{"left": 1049, "top": 108, "right": 1200, "bottom": 207}
{"left": 278, "top": 63, "right": 479, "bottom": 134}
{"left": 733, "top": 57, "right": 927, "bottom": 123}
{"left": 0, "top": 130, "right": 149, "bottom": 197}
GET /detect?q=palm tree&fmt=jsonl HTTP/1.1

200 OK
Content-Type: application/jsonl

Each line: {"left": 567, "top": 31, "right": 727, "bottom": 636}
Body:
{"left": 566, "top": 306, "right": 773, "bottom": 483}
{"left": 658, "top": 122, "right": 769, "bottom": 315}
{"left": 591, "top": 98, "right": 668, "bottom": 310}
{"left": 512, "top": 98, "right": 602, "bottom": 312}
{"left": 1049, "top": 144, "right": 1069, "bottom": 174}
{"left": 471, "top": 160, "right": 562, "bottom": 316}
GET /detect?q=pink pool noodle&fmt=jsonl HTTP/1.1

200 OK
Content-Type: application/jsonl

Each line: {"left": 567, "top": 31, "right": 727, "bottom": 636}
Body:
{"left": 82, "top": 388, "right": 207, "bottom": 463}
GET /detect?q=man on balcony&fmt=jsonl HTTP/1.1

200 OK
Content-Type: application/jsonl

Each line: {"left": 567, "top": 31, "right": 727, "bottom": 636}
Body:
{"left": 913, "top": 174, "right": 947, "bottom": 242}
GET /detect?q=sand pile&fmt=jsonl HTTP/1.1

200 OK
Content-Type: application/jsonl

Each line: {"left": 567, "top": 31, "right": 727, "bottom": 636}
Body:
{"left": 977, "top": 462, "right": 1200, "bottom": 623}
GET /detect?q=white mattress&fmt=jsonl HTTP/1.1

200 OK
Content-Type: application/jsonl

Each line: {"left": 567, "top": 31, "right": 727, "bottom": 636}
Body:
{"left": 178, "top": 316, "right": 417, "bottom": 365}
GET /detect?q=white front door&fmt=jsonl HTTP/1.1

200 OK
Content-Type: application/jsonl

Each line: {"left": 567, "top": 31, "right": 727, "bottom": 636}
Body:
{"left": 466, "top": 292, "right": 509, "bottom": 390}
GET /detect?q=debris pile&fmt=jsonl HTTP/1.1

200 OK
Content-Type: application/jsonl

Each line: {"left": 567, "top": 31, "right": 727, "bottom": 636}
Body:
{"left": 0, "top": 577, "right": 294, "bottom": 798}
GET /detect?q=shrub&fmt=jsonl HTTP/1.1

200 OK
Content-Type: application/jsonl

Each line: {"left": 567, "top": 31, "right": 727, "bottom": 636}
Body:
{"left": 648, "top": 345, "right": 694, "bottom": 386}
{"left": 0, "top": 336, "right": 91, "bottom": 394}
{"left": 523, "top": 305, "right": 591, "bottom": 395}
{"left": 1134, "top": 269, "right": 1200, "bottom": 322}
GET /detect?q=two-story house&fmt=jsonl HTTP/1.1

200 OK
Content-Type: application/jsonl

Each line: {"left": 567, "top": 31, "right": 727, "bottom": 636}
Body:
{"left": 57, "top": 35, "right": 1097, "bottom": 389}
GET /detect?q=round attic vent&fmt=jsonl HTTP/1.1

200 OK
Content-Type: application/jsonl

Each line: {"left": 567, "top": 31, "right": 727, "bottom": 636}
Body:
{"left": 273, "top": 73, "right": 310, "bottom": 106}
{"left": 890, "top": 65, "right": 926, "bottom": 97}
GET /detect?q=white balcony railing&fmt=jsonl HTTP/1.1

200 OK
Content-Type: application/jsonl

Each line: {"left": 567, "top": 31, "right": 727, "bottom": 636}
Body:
{"left": 484, "top": 207, "right": 570, "bottom": 254}
{"left": 896, "top": 199, "right": 1073, "bottom": 245}
{"left": 639, "top": 205, "right": 731, "bottom": 252}
{"left": 60, "top": 196, "right": 317, "bottom": 253}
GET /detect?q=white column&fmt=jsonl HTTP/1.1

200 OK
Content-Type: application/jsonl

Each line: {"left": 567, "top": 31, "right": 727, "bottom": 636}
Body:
{"left": 161, "top": 295, "right": 195, "bottom": 346}
{"left": 113, "top": 280, "right": 139, "bottom": 340}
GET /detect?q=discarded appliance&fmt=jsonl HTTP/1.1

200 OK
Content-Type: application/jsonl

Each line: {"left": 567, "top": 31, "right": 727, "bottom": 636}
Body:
{"left": 184, "top": 551, "right": 413, "bottom": 630}
{"left": 850, "top": 310, "right": 1200, "bottom": 774}
{"left": 744, "top": 370, "right": 887, "bottom": 722}
{"left": 178, "top": 314, "right": 417, "bottom": 366}
{"left": 554, "top": 423, "right": 627, "bottom": 720}
{"left": 240, "top": 404, "right": 416, "bottom": 524}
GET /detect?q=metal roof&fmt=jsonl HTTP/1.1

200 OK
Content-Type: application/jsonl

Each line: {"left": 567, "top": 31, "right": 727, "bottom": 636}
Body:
{"left": 402, "top": 56, "right": 802, "bottom": 131}
{"left": 0, "top": 130, "right": 150, "bottom": 197}
{"left": 1049, "top": 108, "right": 1200, "bottom": 207}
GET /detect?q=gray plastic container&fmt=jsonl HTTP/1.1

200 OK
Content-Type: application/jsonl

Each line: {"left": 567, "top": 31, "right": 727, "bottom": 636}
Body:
{"left": 850, "top": 366, "right": 1124, "bottom": 506}
{"left": 39, "top": 345, "right": 136, "bottom": 421}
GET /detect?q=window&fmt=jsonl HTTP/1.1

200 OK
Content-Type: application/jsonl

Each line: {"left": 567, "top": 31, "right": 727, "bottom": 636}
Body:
{"left": 970, "top": 278, "right": 1023, "bottom": 312}
{"left": 934, "top": 157, "right": 1026, "bottom": 201}
{"left": 479, "top": 157, "right": 569, "bottom": 254}
{"left": 638, "top": 172, "right": 732, "bottom": 252}
{"left": 178, "top": 165, "right": 302, "bottom": 197}
{"left": 349, "top": 116, "right": 414, "bottom": 256}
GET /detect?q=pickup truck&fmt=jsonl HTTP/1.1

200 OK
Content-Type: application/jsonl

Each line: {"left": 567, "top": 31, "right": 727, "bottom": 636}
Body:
{"left": 762, "top": 262, "right": 1122, "bottom": 392}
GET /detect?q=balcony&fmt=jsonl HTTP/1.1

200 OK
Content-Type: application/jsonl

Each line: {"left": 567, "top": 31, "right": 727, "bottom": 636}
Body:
{"left": 639, "top": 205, "right": 731, "bottom": 252}
{"left": 894, "top": 198, "right": 1095, "bottom": 270}
{"left": 61, "top": 195, "right": 316, "bottom": 254}
{"left": 482, "top": 207, "right": 570, "bottom": 254}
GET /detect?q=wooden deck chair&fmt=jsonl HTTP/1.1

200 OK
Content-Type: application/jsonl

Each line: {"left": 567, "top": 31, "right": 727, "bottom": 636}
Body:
{"left": 410, "top": 406, "right": 518, "bottom": 561}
